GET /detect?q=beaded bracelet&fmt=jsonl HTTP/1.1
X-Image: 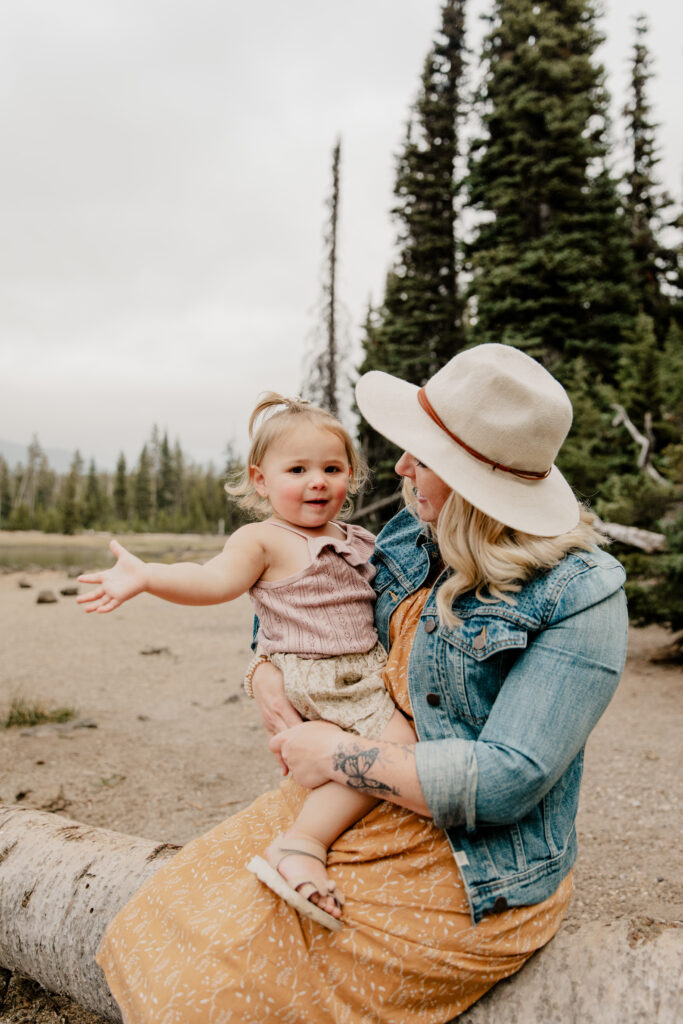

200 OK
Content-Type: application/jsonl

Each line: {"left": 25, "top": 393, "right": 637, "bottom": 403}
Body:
{"left": 243, "top": 652, "right": 271, "bottom": 698}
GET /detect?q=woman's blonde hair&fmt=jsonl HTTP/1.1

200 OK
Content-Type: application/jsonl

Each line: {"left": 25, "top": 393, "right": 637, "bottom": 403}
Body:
{"left": 402, "top": 481, "right": 599, "bottom": 628}
{"left": 226, "top": 392, "right": 368, "bottom": 519}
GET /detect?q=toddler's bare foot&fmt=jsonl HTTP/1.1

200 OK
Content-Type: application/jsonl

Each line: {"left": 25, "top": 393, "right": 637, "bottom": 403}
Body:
{"left": 265, "top": 830, "right": 342, "bottom": 920}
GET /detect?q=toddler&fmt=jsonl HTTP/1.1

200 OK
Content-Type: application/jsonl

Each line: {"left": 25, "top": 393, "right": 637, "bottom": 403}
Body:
{"left": 78, "top": 393, "right": 415, "bottom": 930}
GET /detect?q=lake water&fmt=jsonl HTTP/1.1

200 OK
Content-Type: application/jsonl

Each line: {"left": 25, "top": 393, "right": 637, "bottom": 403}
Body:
{"left": 0, "top": 533, "right": 225, "bottom": 571}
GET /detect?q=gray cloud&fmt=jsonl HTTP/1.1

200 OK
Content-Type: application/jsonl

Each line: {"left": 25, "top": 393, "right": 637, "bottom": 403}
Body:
{"left": 1, "top": 0, "right": 680, "bottom": 470}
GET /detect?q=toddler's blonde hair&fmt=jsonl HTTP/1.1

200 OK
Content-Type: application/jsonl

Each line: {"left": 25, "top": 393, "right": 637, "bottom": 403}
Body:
{"left": 226, "top": 393, "right": 367, "bottom": 519}
{"left": 402, "top": 482, "right": 599, "bottom": 628}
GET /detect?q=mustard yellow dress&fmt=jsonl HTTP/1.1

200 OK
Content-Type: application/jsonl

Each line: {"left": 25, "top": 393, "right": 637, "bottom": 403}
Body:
{"left": 97, "top": 591, "right": 572, "bottom": 1023}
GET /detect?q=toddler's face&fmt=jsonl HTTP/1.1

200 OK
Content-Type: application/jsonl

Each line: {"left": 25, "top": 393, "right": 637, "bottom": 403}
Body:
{"left": 251, "top": 423, "right": 351, "bottom": 529}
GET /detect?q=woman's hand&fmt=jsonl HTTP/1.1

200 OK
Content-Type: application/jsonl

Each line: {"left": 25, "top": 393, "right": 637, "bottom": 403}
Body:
{"left": 77, "top": 540, "right": 146, "bottom": 613}
{"left": 269, "top": 721, "right": 343, "bottom": 789}
{"left": 251, "top": 659, "right": 303, "bottom": 773}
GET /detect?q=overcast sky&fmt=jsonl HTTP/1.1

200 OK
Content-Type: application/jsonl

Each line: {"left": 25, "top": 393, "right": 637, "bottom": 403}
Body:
{"left": 2, "top": 0, "right": 681, "bottom": 471}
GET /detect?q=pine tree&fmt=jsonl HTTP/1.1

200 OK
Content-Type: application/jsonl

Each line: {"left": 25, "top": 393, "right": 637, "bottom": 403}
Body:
{"left": 133, "top": 445, "right": 154, "bottom": 527}
{"left": 617, "top": 311, "right": 661, "bottom": 430}
{"left": 23, "top": 437, "right": 43, "bottom": 517}
{"left": 467, "top": 0, "right": 634, "bottom": 380}
{"left": 626, "top": 511, "right": 683, "bottom": 643}
{"left": 113, "top": 453, "right": 129, "bottom": 521}
{"left": 355, "top": 301, "right": 404, "bottom": 520}
{"left": 0, "top": 456, "right": 11, "bottom": 527}
{"left": 357, "top": 0, "right": 467, "bottom": 525}
{"left": 172, "top": 440, "right": 187, "bottom": 527}
{"left": 156, "top": 433, "right": 175, "bottom": 514}
{"left": 372, "top": 0, "right": 466, "bottom": 381}
{"left": 622, "top": 14, "right": 682, "bottom": 339}
{"left": 82, "top": 459, "right": 107, "bottom": 528}
{"left": 59, "top": 452, "right": 83, "bottom": 535}
{"left": 658, "top": 322, "right": 683, "bottom": 464}
{"left": 34, "top": 450, "right": 56, "bottom": 523}
{"left": 591, "top": 313, "right": 682, "bottom": 642}
{"left": 222, "top": 442, "right": 247, "bottom": 534}
{"left": 554, "top": 356, "right": 621, "bottom": 501}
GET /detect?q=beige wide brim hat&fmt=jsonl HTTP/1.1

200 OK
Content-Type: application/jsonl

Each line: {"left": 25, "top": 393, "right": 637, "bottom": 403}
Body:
{"left": 355, "top": 343, "right": 579, "bottom": 537}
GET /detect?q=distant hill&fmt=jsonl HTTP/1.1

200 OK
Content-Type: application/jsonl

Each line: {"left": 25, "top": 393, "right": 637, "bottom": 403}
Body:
{"left": 0, "top": 438, "right": 87, "bottom": 474}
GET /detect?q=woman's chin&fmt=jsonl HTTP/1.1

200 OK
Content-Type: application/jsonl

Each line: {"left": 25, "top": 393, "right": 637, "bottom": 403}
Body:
{"left": 416, "top": 502, "right": 435, "bottom": 523}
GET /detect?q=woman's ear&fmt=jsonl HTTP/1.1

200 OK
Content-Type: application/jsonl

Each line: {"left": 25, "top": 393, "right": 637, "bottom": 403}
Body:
{"left": 250, "top": 465, "right": 268, "bottom": 498}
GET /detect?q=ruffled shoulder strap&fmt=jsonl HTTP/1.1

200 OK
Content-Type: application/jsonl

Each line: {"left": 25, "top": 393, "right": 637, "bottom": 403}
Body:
{"left": 308, "top": 522, "right": 376, "bottom": 568}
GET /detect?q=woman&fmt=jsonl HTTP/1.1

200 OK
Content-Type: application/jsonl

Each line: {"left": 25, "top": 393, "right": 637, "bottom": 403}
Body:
{"left": 96, "top": 344, "right": 627, "bottom": 1023}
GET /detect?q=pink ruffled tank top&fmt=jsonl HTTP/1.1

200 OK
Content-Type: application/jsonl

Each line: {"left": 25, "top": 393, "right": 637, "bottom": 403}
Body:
{"left": 249, "top": 521, "right": 378, "bottom": 658}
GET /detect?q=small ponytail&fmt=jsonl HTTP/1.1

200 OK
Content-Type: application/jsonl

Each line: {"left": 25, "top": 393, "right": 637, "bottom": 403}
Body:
{"left": 247, "top": 393, "right": 311, "bottom": 438}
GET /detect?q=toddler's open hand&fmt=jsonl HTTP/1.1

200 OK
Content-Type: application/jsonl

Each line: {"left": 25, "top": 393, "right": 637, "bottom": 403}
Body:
{"left": 77, "top": 539, "right": 146, "bottom": 613}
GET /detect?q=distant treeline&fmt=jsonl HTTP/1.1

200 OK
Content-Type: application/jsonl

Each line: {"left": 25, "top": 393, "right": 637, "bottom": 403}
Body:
{"left": 0, "top": 427, "right": 248, "bottom": 536}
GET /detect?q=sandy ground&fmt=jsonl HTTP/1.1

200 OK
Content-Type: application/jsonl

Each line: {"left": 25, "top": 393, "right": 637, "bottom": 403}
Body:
{"left": 0, "top": 559, "right": 681, "bottom": 1022}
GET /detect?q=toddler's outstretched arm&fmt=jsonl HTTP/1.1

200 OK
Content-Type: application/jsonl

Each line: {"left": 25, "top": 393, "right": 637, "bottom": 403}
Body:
{"left": 77, "top": 528, "right": 267, "bottom": 613}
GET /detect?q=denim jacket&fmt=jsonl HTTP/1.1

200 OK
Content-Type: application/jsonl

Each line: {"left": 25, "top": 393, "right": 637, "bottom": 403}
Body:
{"left": 373, "top": 508, "right": 628, "bottom": 924}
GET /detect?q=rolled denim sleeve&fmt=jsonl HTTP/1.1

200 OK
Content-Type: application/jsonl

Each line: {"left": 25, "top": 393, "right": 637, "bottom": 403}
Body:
{"left": 415, "top": 588, "right": 628, "bottom": 830}
{"left": 415, "top": 736, "right": 478, "bottom": 830}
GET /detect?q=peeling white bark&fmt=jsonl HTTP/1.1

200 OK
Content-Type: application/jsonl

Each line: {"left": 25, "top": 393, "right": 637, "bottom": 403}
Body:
{"left": 1, "top": 807, "right": 680, "bottom": 1023}
{"left": 0, "top": 804, "right": 180, "bottom": 1022}
{"left": 594, "top": 517, "right": 667, "bottom": 553}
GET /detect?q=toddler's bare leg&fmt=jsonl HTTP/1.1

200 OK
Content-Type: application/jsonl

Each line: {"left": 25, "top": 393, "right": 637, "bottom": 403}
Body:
{"left": 270, "top": 710, "right": 416, "bottom": 918}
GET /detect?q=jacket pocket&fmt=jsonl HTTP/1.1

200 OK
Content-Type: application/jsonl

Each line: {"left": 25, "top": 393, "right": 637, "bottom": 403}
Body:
{"left": 437, "top": 617, "right": 529, "bottom": 726}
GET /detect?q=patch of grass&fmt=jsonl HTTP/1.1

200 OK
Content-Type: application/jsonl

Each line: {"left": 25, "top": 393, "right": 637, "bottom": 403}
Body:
{"left": 98, "top": 774, "right": 126, "bottom": 787}
{"left": 2, "top": 698, "right": 77, "bottom": 729}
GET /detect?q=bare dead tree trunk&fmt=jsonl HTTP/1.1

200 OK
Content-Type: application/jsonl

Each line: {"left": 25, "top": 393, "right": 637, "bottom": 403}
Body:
{"left": 303, "top": 138, "right": 345, "bottom": 417}
{"left": 0, "top": 805, "right": 179, "bottom": 1022}
{"left": 611, "top": 404, "right": 670, "bottom": 485}
{"left": 325, "top": 138, "right": 340, "bottom": 416}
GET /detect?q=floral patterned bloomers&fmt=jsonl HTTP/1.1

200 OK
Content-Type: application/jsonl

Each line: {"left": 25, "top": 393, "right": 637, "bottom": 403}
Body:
{"left": 96, "top": 591, "right": 572, "bottom": 1024}
{"left": 271, "top": 642, "right": 395, "bottom": 738}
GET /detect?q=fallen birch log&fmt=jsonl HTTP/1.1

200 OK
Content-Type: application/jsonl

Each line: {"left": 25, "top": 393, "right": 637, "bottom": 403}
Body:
{"left": 594, "top": 517, "right": 667, "bottom": 553}
{"left": 457, "top": 917, "right": 681, "bottom": 1023}
{"left": 0, "top": 804, "right": 180, "bottom": 1022}
{"left": 1, "top": 806, "right": 680, "bottom": 1023}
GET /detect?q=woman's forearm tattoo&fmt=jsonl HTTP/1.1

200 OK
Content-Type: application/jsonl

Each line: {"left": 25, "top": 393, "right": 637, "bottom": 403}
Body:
{"left": 332, "top": 743, "right": 400, "bottom": 796}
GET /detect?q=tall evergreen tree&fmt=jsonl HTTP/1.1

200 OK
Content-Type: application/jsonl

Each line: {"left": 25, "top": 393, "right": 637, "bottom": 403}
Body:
{"left": 172, "top": 440, "right": 187, "bottom": 525}
{"left": 156, "top": 433, "right": 176, "bottom": 514}
{"left": 467, "top": 0, "right": 634, "bottom": 380}
{"left": 658, "top": 322, "right": 683, "bottom": 465}
{"left": 133, "top": 445, "right": 154, "bottom": 526}
{"left": 113, "top": 453, "right": 129, "bottom": 521}
{"left": 82, "top": 459, "right": 107, "bottom": 528}
{"left": 59, "top": 451, "right": 83, "bottom": 535}
{"left": 355, "top": 300, "right": 401, "bottom": 513}
{"left": 622, "top": 14, "right": 681, "bottom": 339}
{"left": 357, "top": 0, "right": 467, "bottom": 524}
{"left": 368, "top": 0, "right": 466, "bottom": 382}
{"left": 34, "top": 449, "right": 56, "bottom": 521}
{"left": 0, "top": 456, "right": 11, "bottom": 527}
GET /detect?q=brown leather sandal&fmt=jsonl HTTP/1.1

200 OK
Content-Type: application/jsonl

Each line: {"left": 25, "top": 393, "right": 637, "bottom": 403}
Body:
{"left": 247, "top": 835, "right": 344, "bottom": 931}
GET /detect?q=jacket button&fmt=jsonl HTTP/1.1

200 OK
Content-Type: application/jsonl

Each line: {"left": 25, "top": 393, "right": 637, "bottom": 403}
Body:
{"left": 426, "top": 693, "right": 440, "bottom": 707}
{"left": 493, "top": 896, "right": 508, "bottom": 913}
{"left": 424, "top": 619, "right": 437, "bottom": 633}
